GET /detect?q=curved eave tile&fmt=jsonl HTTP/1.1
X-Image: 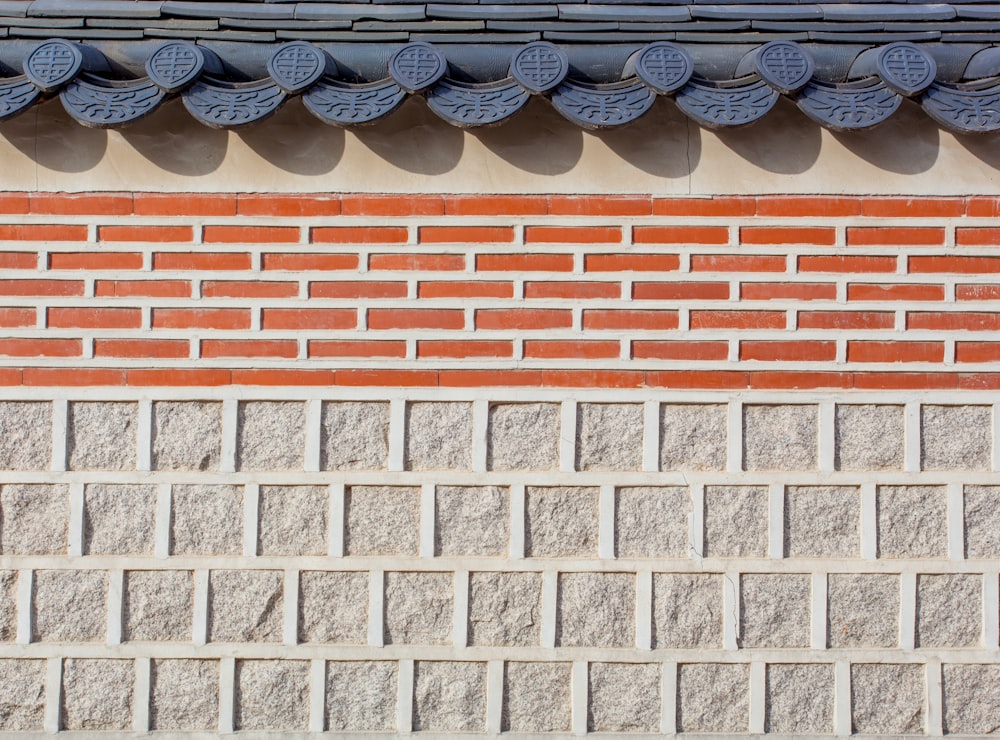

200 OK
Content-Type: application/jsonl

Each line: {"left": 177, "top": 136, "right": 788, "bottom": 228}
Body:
{"left": 0, "top": 77, "right": 41, "bottom": 121}
{"left": 921, "top": 81, "right": 1000, "bottom": 134}
{"left": 182, "top": 79, "right": 287, "bottom": 129}
{"left": 674, "top": 77, "right": 779, "bottom": 129}
{"left": 550, "top": 80, "right": 655, "bottom": 129}
{"left": 60, "top": 77, "right": 165, "bottom": 129}
{"left": 796, "top": 78, "right": 901, "bottom": 131}
{"left": 302, "top": 78, "right": 406, "bottom": 127}
{"left": 427, "top": 78, "right": 530, "bottom": 128}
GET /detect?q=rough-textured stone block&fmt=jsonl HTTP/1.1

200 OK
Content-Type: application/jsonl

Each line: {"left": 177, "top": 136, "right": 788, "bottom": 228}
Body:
{"left": 785, "top": 485, "right": 859, "bottom": 558}
{"left": 678, "top": 663, "right": 750, "bottom": 734}
{"left": 922, "top": 404, "right": 992, "bottom": 471}
{"left": 435, "top": 485, "right": 508, "bottom": 557}
{"left": 877, "top": 485, "right": 947, "bottom": 558}
{"left": 0, "top": 659, "right": 44, "bottom": 731}
{"left": 616, "top": 486, "right": 689, "bottom": 558}
{"left": 150, "top": 659, "right": 218, "bottom": 731}
{"left": 766, "top": 663, "right": 834, "bottom": 734}
{"left": 236, "top": 401, "right": 305, "bottom": 471}
{"left": 235, "top": 660, "right": 308, "bottom": 731}
{"left": 525, "top": 486, "right": 598, "bottom": 558}
{"left": 0, "top": 484, "right": 68, "bottom": 555}
{"left": 964, "top": 485, "right": 1000, "bottom": 558}
{"left": 405, "top": 402, "right": 472, "bottom": 470}
{"left": 827, "top": 573, "right": 899, "bottom": 648}
{"left": 33, "top": 570, "right": 106, "bottom": 642}
{"left": 83, "top": 483, "right": 156, "bottom": 555}
{"left": 170, "top": 484, "right": 243, "bottom": 556}
{"left": 488, "top": 403, "right": 559, "bottom": 470}
{"left": 326, "top": 662, "right": 397, "bottom": 732}
{"left": 208, "top": 570, "right": 282, "bottom": 643}
{"left": 468, "top": 572, "right": 541, "bottom": 647}
{"left": 652, "top": 573, "right": 722, "bottom": 649}
{"left": 835, "top": 404, "right": 904, "bottom": 471}
{"left": 61, "top": 659, "right": 133, "bottom": 731}
{"left": 124, "top": 570, "right": 192, "bottom": 642}
{"left": 917, "top": 574, "right": 982, "bottom": 648}
{"left": 851, "top": 663, "right": 924, "bottom": 735}
{"left": 67, "top": 402, "right": 136, "bottom": 471}
{"left": 345, "top": 486, "right": 419, "bottom": 556}
{"left": 502, "top": 662, "right": 570, "bottom": 733}
{"left": 0, "top": 402, "right": 51, "bottom": 471}
{"left": 741, "top": 574, "right": 810, "bottom": 648}
{"left": 557, "top": 573, "right": 634, "bottom": 647}
{"left": 384, "top": 572, "right": 453, "bottom": 645}
{"left": 298, "top": 571, "right": 367, "bottom": 644}
{"left": 152, "top": 401, "right": 222, "bottom": 471}
{"left": 589, "top": 663, "right": 659, "bottom": 733}
{"left": 704, "top": 485, "right": 768, "bottom": 558}
{"left": 942, "top": 664, "right": 1000, "bottom": 736}
{"left": 257, "top": 485, "right": 328, "bottom": 556}
{"left": 413, "top": 661, "right": 486, "bottom": 732}
{"left": 321, "top": 401, "right": 389, "bottom": 470}
{"left": 0, "top": 571, "right": 16, "bottom": 641}
{"left": 660, "top": 403, "right": 727, "bottom": 471}
{"left": 577, "top": 403, "right": 643, "bottom": 471}
{"left": 744, "top": 404, "right": 817, "bottom": 471}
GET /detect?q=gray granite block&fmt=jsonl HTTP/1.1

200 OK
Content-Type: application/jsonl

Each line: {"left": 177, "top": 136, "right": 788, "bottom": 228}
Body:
{"left": 488, "top": 403, "right": 559, "bottom": 470}
{"left": 384, "top": 572, "right": 453, "bottom": 646}
{"left": 435, "top": 485, "right": 508, "bottom": 557}
{"left": 0, "top": 484, "right": 68, "bottom": 555}
{"left": 917, "top": 573, "right": 982, "bottom": 648}
{"left": 235, "top": 659, "right": 309, "bottom": 731}
{"left": 588, "top": 662, "right": 660, "bottom": 732}
{"left": 678, "top": 663, "right": 750, "bottom": 733}
{"left": 84, "top": 483, "right": 156, "bottom": 555}
{"left": 942, "top": 663, "right": 1000, "bottom": 736}
{"left": 298, "top": 571, "right": 368, "bottom": 644}
{"left": 740, "top": 573, "right": 810, "bottom": 648}
{"left": 68, "top": 401, "right": 136, "bottom": 470}
{"left": 61, "top": 659, "right": 133, "bottom": 731}
{"left": 785, "top": 485, "right": 860, "bottom": 558}
{"left": 835, "top": 404, "right": 904, "bottom": 471}
{"left": 0, "top": 659, "right": 44, "bottom": 730}
{"left": 660, "top": 403, "right": 727, "bottom": 471}
{"left": 236, "top": 401, "right": 305, "bottom": 471}
{"left": 413, "top": 661, "right": 486, "bottom": 732}
{"left": 468, "top": 571, "right": 541, "bottom": 647}
{"left": 877, "top": 485, "right": 947, "bottom": 558}
{"left": 502, "top": 662, "right": 570, "bottom": 733}
{"left": 557, "top": 573, "right": 634, "bottom": 647}
{"left": 152, "top": 401, "right": 222, "bottom": 471}
{"left": 345, "top": 485, "right": 419, "bottom": 556}
{"left": 704, "top": 485, "right": 768, "bottom": 557}
{"left": 150, "top": 659, "right": 219, "bottom": 731}
{"left": 321, "top": 401, "right": 389, "bottom": 470}
{"left": 33, "top": 570, "right": 106, "bottom": 642}
{"left": 827, "top": 573, "right": 899, "bottom": 648}
{"left": 123, "top": 570, "right": 193, "bottom": 642}
{"left": 257, "top": 485, "right": 328, "bottom": 556}
{"left": 208, "top": 570, "right": 283, "bottom": 643}
{"left": 743, "top": 404, "right": 817, "bottom": 471}
{"left": 921, "top": 404, "right": 991, "bottom": 471}
{"left": 405, "top": 402, "right": 472, "bottom": 470}
{"left": 0, "top": 402, "right": 51, "bottom": 470}
{"left": 652, "top": 573, "right": 722, "bottom": 649}
{"left": 326, "top": 661, "right": 397, "bottom": 732}
{"left": 577, "top": 403, "right": 643, "bottom": 471}
{"left": 170, "top": 484, "right": 242, "bottom": 556}
{"left": 964, "top": 485, "right": 1000, "bottom": 558}
{"left": 526, "top": 486, "right": 598, "bottom": 557}
{"left": 766, "top": 663, "right": 834, "bottom": 734}
{"left": 616, "top": 486, "right": 689, "bottom": 557}
{"left": 851, "top": 663, "right": 924, "bottom": 735}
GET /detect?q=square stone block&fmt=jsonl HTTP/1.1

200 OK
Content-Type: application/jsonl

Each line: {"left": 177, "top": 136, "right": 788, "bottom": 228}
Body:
{"left": 487, "top": 403, "right": 559, "bottom": 470}
{"left": 943, "top": 664, "right": 1000, "bottom": 736}
{"left": 235, "top": 659, "right": 309, "bottom": 731}
{"left": 61, "top": 658, "right": 133, "bottom": 731}
{"left": 152, "top": 401, "right": 222, "bottom": 471}
{"left": 150, "top": 659, "right": 219, "bottom": 731}
{"left": 0, "top": 659, "right": 44, "bottom": 730}
{"left": 835, "top": 404, "right": 904, "bottom": 471}
{"left": 83, "top": 483, "right": 156, "bottom": 555}
{"left": 0, "top": 571, "right": 17, "bottom": 641}
{"left": 33, "top": 570, "right": 106, "bottom": 642}
{"left": 677, "top": 663, "right": 749, "bottom": 734}
{"left": 785, "top": 485, "right": 860, "bottom": 558}
{"left": 123, "top": 570, "right": 192, "bottom": 642}
{"left": 413, "top": 661, "right": 486, "bottom": 733}
{"left": 236, "top": 401, "right": 305, "bottom": 471}
{"left": 740, "top": 573, "right": 810, "bottom": 648}
{"left": 827, "top": 573, "right": 899, "bottom": 648}
{"left": 964, "top": 485, "right": 1000, "bottom": 558}
{"left": 345, "top": 486, "right": 419, "bottom": 556}
{"left": 326, "top": 661, "right": 397, "bottom": 732}
{"left": 502, "top": 662, "right": 570, "bottom": 733}
{"left": 557, "top": 573, "right": 634, "bottom": 648}
{"left": 917, "top": 574, "right": 982, "bottom": 648}
{"left": 704, "top": 485, "right": 768, "bottom": 558}
{"left": 170, "top": 484, "right": 242, "bottom": 556}
{"left": 525, "top": 486, "right": 598, "bottom": 558}
{"left": 468, "top": 572, "right": 541, "bottom": 647}
{"left": 652, "top": 573, "right": 722, "bottom": 649}
{"left": 616, "top": 486, "right": 689, "bottom": 558}
{"left": 257, "top": 485, "right": 328, "bottom": 556}
{"left": 588, "top": 663, "right": 660, "bottom": 733}
{"left": 405, "top": 402, "right": 472, "bottom": 470}
{"left": 384, "top": 572, "right": 453, "bottom": 645}
{"left": 68, "top": 402, "right": 137, "bottom": 471}
{"left": 321, "top": 401, "right": 389, "bottom": 470}
{"left": 877, "top": 485, "right": 947, "bottom": 559}
{"left": 298, "top": 571, "right": 368, "bottom": 644}
{"left": 0, "top": 484, "right": 68, "bottom": 555}
{"left": 435, "top": 485, "right": 508, "bottom": 557}
{"left": 660, "top": 403, "right": 727, "bottom": 471}
{"left": 208, "top": 570, "right": 283, "bottom": 643}
{"left": 851, "top": 663, "right": 923, "bottom": 735}
{"left": 0, "top": 402, "right": 51, "bottom": 471}
{"left": 765, "top": 663, "right": 834, "bottom": 734}
{"left": 576, "top": 403, "right": 643, "bottom": 471}
{"left": 921, "top": 405, "right": 991, "bottom": 471}
{"left": 743, "top": 404, "right": 817, "bottom": 471}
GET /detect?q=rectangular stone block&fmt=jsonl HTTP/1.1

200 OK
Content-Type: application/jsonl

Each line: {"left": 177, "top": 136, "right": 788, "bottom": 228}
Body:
{"left": 321, "top": 401, "right": 389, "bottom": 470}
{"left": 468, "top": 572, "right": 541, "bottom": 647}
{"left": 208, "top": 570, "right": 283, "bottom": 643}
{"left": 298, "top": 571, "right": 368, "bottom": 644}
{"left": 0, "top": 402, "right": 51, "bottom": 471}
{"left": 784, "top": 485, "right": 860, "bottom": 558}
{"left": 740, "top": 573, "right": 810, "bottom": 648}
{"left": 236, "top": 401, "right": 305, "bottom": 471}
{"left": 765, "top": 663, "right": 834, "bottom": 734}
{"left": 835, "top": 404, "right": 904, "bottom": 471}
{"left": 0, "top": 659, "right": 45, "bottom": 731}
{"left": 150, "top": 659, "right": 219, "bottom": 731}
{"left": 384, "top": 572, "right": 453, "bottom": 646}
{"left": 83, "top": 483, "right": 156, "bottom": 555}
{"left": 877, "top": 485, "right": 947, "bottom": 558}
{"left": 677, "top": 663, "right": 749, "bottom": 734}
{"left": 576, "top": 403, "right": 643, "bottom": 471}
{"left": 588, "top": 663, "right": 660, "bottom": 733}
{"left": 743, "top": 404, "right": 817, "bottom": 471}
{"left": 615, "top": 486, "right": 689, "bottom": 558}
{"left": 487, "top": 403, "right": 559, "bottom": 471}
{"left": 943, "top": 664, "right": 1000, "bottom": 736}
{"left": 326, "top": 661, "right": 397, "bottom": 732}
{"left": 964, "top": 485, "right": 1000, "bottom": 558}
{"left": 413, "top": 661, "right": 486, "bottom": 733}
{"left": 152, "top": 401, "right": 222, "bottom": 471}
{"left": 235, "top": 659, "right": 308, "bottom": 731}
{"left": 704, "top": 485, "right": 768, "bottom": 558}
{"left": 405, "top": 402, "right": 472, "bottom": 470}
{"left": 827, "top": 573, "right": 899, "bottom": 648}
{"left": 502, "top": 662, "right": 570, "bottom": 733}
{"left": 62, "top": 659, "right": 133, "bottom": 731}
{"left": 921, "top": 404, "right": 992, "bottom": 471}
{"left": 435, "top": 485, "right": 509, "bottom": 557}
{"left": 525, "top": 486, "right": 598, "bottom": 558}
{"left": 0, "top": 484, "right": 68, "bottom": 555}
{"left": 851, "top": 663, "right": 923, "bottom": 735}
{"left": 170, "top": 484, "right": 243, "bottom": 556}
{"left": 652, "top": 573, "right": 722, "bottom": 649}
{"left": 0, "top": 571, "right": 16, "bottom": 641}
{"left": 917, "top": 573, "right": 982, "bottom": 648}
{"left": 33, "top": 570, "right": 106, "bottom": 642}
{"left": 557, "top": 572, "right": 635, "bottom": 648}
{"left": 257, "top": 485, "right": 328, "bottom": 556}
{"left": 345, "top": 486, "right": 419, "bottom": 556}
{"left": 123, "top": 570, "right": 192, "bottom": 642}
{"left": 67, "top": 401, "right": 137, "bottom": 471}
{"left": 660, "top": 403, "right": 727, "bottom": 471}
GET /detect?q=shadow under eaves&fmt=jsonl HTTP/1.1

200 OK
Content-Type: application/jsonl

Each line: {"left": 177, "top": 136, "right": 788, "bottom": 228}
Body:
{"left": 473, "top": 96, "right": 584, "bottom": 176}
{"left": 712, "top": 95, "right": 822, "bottom": 176}
{"left": 600, "top": 98, "right": 701, "bottom": 180}
{"left": 832, "top": 98, "right": 940, "bottom": 176}
{"left": 118, "top": 97, "right": 228, "bottom": 177}
{"left": 235, "top": 98, "right": 345, "bottom": 178}
{"left": 2, "top": 99, "right": 109, "bottom": 174}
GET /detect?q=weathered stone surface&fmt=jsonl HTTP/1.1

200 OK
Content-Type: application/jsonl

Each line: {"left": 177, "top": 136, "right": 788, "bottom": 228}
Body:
{"left": 67, "top": 402, "right": 137, "bottom": 471}
{"left": 345, "top": 486, "right": 419, "bottom": 556}
{"left": 740, "top": 573, "right": 810, "bottom": 648}
{"left": 964, "top": 485, "right": 1000, "bottom": 558}
{"left": 616, "top": 486, "right": 689, "bottom": 557}
{"left": 851, "top": 663, "right": 924, "bottom": 735}
{"left": 557, "top": 573, "right": 634, "bottom": 647}
{"left": 660, "top": 403, "right": 727, "bottom": 471}
{"left": 326, "top": 661, "right": 397, "bottom": 732}
{"left": 589, "top": 662, "right": 660, "bottom": 733}
{"left": 384, "top": 572, "right": 453, "bottom": 645}
{"left": 653, "top": 573, "right": 722, "bottom": 649}
{"left": 298, "top": 571, "right": 368, "bottom": 644}
{"left": 171, "top": 484, "right": 243, "bottom": 556}
{"left": 678, "top": 663, "right": 750, "bottom": 733}
{"left": 124, "top": 570, "right": 192, "bottom": 642}
{"left": 917, "top": 573, "right": 982, "bottom": 648}
{"left": 152, "top": 401, "right": 222, "bottom": 471}
{"left": 33, "top": 570, "right": 106, "bottom": 642}
{"left": 577, "top": 403, "right": 643, "bottom": 471}
{"left": 942, "top": 663, "right": 1000, "bottom": 736}
{"left": 921, "top": 404, "right": 991, "bottom": 471}
{"left": 766, "top": 663, "right": 834, "bottom": 734}
{"left": 0, "top": 659, "right": 44, "bottom": 731}
{"left": 468, "top": 572, "right": 541, "bottom": 647}
{"left": 208, "top": 570, "right": 283, "bottom": 643}
{"left": 502, "top": 662, "right": 570, "bottom": 733}
{"left": 413, "top": 661, "right": 486, "bottom": 732}
{"left": 827, "top": 573, "right": 899, "bottom": 648}
{"left": 0, "top": 402, "right": 51, "bottom": 471}
{"left": 0, "top": 572, "right": 16, "bottom": 641}
{"left": 525, "top": 486, "right": 598, "bottom": 557}
{"left": 0, "top": 484, "right": 68, "bottom": 555}
{"left": 743, "top": 404, "right": 817, "bottom": 471}
{"left": 704, "top": 485, "right": 768, "bottom": 558}
{"left": 877, "top": 485, "right": 947, "bottom": 558}
{"left": 785, "top": 485, "right": 860, "bottom": 558}
{"left": 236, "top": 401, "right": 305, "bottom": 471}
{"left": 321, "top": 401, "right": 389, "bottom": 471}
{"left": 61, "top": 659, "right": 133, "bottom": 731}
{"left": 257, "top": 485, "right": 328, "bottom": 556}
{"left": 835, "top": 404, "right": 904, "bottom": 471}
{"left": 405, "top": 402, "right": 472, "bottom": 470}
{"left": 150, "top": 659, "right": 219, "bottom": 731}
{"left": 83, "top": 483, "right": 156, "bottom": 555}
{"left": 235, "top": 659, "right": 309, "bottom": 731}
{"left": 435, "top": 485, "right": 508, "bottom": 557}
{"left": 488, "top": 403, "right": 559, "bottom": 470}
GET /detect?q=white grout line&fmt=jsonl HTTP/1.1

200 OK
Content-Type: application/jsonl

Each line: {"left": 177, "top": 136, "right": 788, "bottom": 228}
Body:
{"left": 983, "top": 572, "right": 999, "bottom": 650}
{"left": 16, "top": 570, "right": 32, "bottom": 645}
{"left": 328, "top": 483, "right": 345, "bottom": 558}
{"left": 643, "top": 400, "right": 659, "bottom": 472}
{"left": 811, "top": 571, "right": 828, "bottom": 650}
{"left": 560, "top": 400, "right": 577, "bottom": 473}
{"left": 472, "top": 399, "right": 489, "bottom": 474}
{"left": 218, "top": 656, "right": 235, "bottom": 734}
{"left": 727, "top": 401, "right": 742, "bottom": 473}
{"left": 242, "top": 483, "right": 259, "bottom": 558}
{"left": 44, "top": 657, "right": 61, "bottom": 733}
{"left": 107, "top": 569, "right": 123, "bottom": 645}
{"left": 154, "top": 483, "right": 172, "bottom": 560}
{"left": 420, "top": 483, "right": 436, "bottom": 559}
{"left": 389, "top": 400, "right": 406, "bottom": 473}
{"left": 925, "top": 658, "right": 943, "bottom": 737}
{"left": 193, "top": 569, "right": 209, "bottom": 646}
{"left": 68, "top": 483, "right": 84, "bottom": 557}
{"left": 636, "top": 570, "right": 652, "bottom": 651}
{"left": 833, "top": 660, "right": 851, "bottom": 737}
{"left": 137, "top": 399, "right": 152, "bottom": 472}
{"left": 304, "top": 399, "right": 321, "bottom": 473}
{"left": 660, "top": 661, "right": 677, "bottom": 735}
{"left": 861, "top": 482, "right": 878, "bottom": 561}
{"left": 768, "top": 483, "right": 785, "bottom": 560}
{"left": 993, "top": 403, "right": 1000, "bottom": 472}
{"left": 723, "top": 570, "right": 739, "bottom": 652}
{"left": 599, "top": 484, "right": 615, "bottom": 560}
{"left": 509, "top": 484, "right": 525, "bottom": 560}
{"left": 947, "top": 482, "right": 965, "bottom": 561}
{"left": 689, "top": 483, "right": 705, "bottom": 560}
{"left": 453, "top": 570, "right": 469, "bottom": 648}
{"left": 818, "top": 401, "right": 835, "bottom": 473}
{"left": 397, "top": 659, "right": 413, "bottom": 735}
{"left": 900, "top": 572, "right": 917, "bottom": 650}
{"left": 541, "top": 570, "right": 558, "bottom": 649}
{"left": 50, "top": 399, "right": 67, "bottom": 472}
{"left": 309, "top": 658, "right": 325, "bottom": 733}
{"left": 486, "top": 660, "right": 503, "bottom": 735}
{"left": 571, "top": 660, "right": 588, "bottom": 736}
{"left": 749, "top": 661, "right": 766, "bottom": 734}
{"left": 368, "top": 570, "right": 384, "bottom": 648}
{"left": 904, "top": 402, "right": 921, "bottom": 473}
{"left": 220, "top": 399, "right": 237, "bottom": 474}
{"left": 133, "top": 657, "right": 150, "bottom": 733}
{"left": 283, "top": 569, "right": 298, "bottom": 647}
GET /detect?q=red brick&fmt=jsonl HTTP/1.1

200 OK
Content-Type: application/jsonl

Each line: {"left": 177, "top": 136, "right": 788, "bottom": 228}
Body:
{"left": 632, "top": 341, "right": 729, "bottom": 361}
{"left": 201, "top": 339, "right": 298, "bottom": 358}
{"left": 524, "top": 281, "right": 619, "bottom": 299}
{"left": 93, "top": 339, "right": 189, "bottom": 359}
{"left": 524, "top": 226, "right": 621, "bottom": 244}
{"left": 237, "top": 194, "right": 340, "bottom": 217}
{"left": 48, "top": 307, "right": 141, "bottom": 329}
{"left": 0, "top": 252, "right": 37, "bottom": 269}
{"left": 0, "top": 339, "right": 81, "bottom": 357}
{"left": 632, "top": 282, "right": 730, "bottom": 300}
{"left": 956, "top": 228, "right": 1000, "bottom": 246}
{"left": 418, "top": 340, "right": 514, "bottom": 358}
{"left": 30, "top": 192, "right": 131, "bottom": 215}
{"left": 418, "top": 281, "right": 513, "bottom": 299}
{"left": 523, "top": 340, "right": 619, "bottom": 359}
{"left": 0, "top": 193, "right": 29, "bottom": 214}
{"left": 0, "top": 308, "right": 35, "bottom": 327}
{"left": 690, "top": 310, "right": 785, "bottom": 330}
{"left": 98, "top": 225, "right": 193, "bottom": 243}
{"left": 152, "top": 308, "right": 250, "bottom": 330}
{"left": 94, "top": 280, "right": 189, "bottom": 298}
{"left": 153, "top": 252, "right": 251, "bottom": 271}
{"left": 539, "top": 370, "right": 646, "bottom": 388}
{"left": 309, "top": 340, "right": 407, "bottom": 358}
{"left": 24, "top": 368, "right": 126, "bottom": 386}
{"left": 741, "top": 282, "right": 837, "bottom": 301}
{"left": 337, "top": 369, "right": 439, "bottom": 386}
{"left": 419, "top": 226, "right": 515, "bottom": 244}
{"left": 633, "top": 226, "right": 728, "bottom": 245}
{"left": 261, "top": 308, "right": 356, "bottom": 330}
{"left": 584, "top": 253, "right": 680, "bottom": 272}
{"left": 956, "top": 342, "right": 1000, "bottom": 363}
{"left": 847, "top": 227, "right": 944, "bottom": 246}
{"left": 127, "top": 369, "right": 231, "bottom": 386}
{"left": 853, "top": 372, "right": 959, "bottom": 390}
{"left": 652, "top": 197, "right": 755, "bottom": 217}
{"left": 910, "top": 256, "right": 1000, "bottom": 274}
{"left": 749, "top": 371, "right": 852, "bottom": 390}
{"left": 476, "top": 309, "right": 572, "bottom": 330}
{"left": 691, "top": 255, "right": 786, "bottom": 273}
{"left": 740, "top": 226, "right": 836, "bottom": 245}
{"left": 369, "top": 253, "right": 465, "bottom": 271}
{"left": 966, "top": 196, "right": 1000, "bottom": 217}
{"left": 132, "top": 193, "right": 237, "bottom": 216}
{"left": 444, "top": 195, "right": 547, "bottom": 216}
{"left": 311, "top": 226, "right": 408, "bottom": 244}
{"left": 341, "top": 194, "right": 443, "bottom": 216}
{"left": 847, "top": 283, "right": 944, "bottom": 302}
{"left": 956, "top": 284, "right": 1000, "bottom": 301}
{"left": 645, "top": 370, "right": 750, "bottom": 389}
{"left": 741, "top": 340, "right": 836, "bottom": 362}
{"left": 48, "top": 252, "right": 143, "bottom": 270}
{"left": 756, "top": 196, "right": 861, "bottom": 217}
{"left": 548, "top": 195, "right": 651, "bottom": 216}
{"left": 440, "top": 369, "right": 542, "bottom": 387}
{"left": 0, "top": 368, "right": 21, "bottom": 385}
{"left": 201, "top": 280, "right": 298, "bottom": 298}
{"left": 0, "top": 224, "right": 88, "bottom": 241}
{"left": 476, "top": 253, "right": 573, "bottom": 272}
{"left": 860, "top": 197, "right": 964, "bottom": 217}
{"left": 848, "top": 341, "right": 944, "bottom": 363}
{"left": 231, "top": 369, "right": 338, "bottom": 386}
{"left": 0, "top": 280, "right": 83, "bottom": 296}
{"left": 798, "top": 311, "right": 894, "bottom": 330}
{"left": 583, "top": 309, "right": 679, "bottom": 331}
{"left": 203, "top": 225, "right": 299, "bottom": 244}
{"left": 262, "top": 253, "right": 359, "bottom": 271}
{"left": 799, "top": 255, "right": 898, "bottom": 273}
{"left": 908, "top": 312, "right": 1000, "bottom": 331}
{"left": 367, "top": 308, "right": 464, "bottom": 330}
{"left": 310, "top": 281, "right": 407, "bottom": 299}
